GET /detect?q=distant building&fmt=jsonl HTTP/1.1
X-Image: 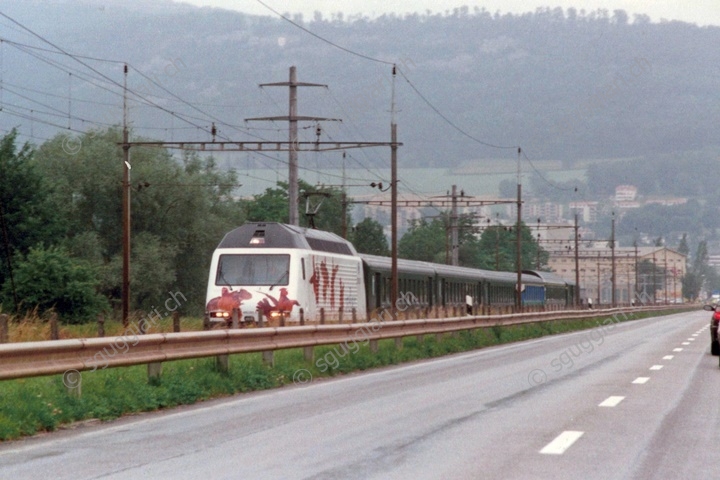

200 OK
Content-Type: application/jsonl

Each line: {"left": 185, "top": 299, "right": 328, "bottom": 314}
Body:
{"left": 547, "top": 245, "right": 686, "bottom": 305}
{"left": 644, "top": 197, "right": 688, "bottom": 206}
{"left": 524, "top": 202, "right": 565, "bottom": 223}
{"left": 569, "top": 201, "right": 598, "bottom": 223}
{"left": 615, "top": 185, "right": 637, "bottom": 202}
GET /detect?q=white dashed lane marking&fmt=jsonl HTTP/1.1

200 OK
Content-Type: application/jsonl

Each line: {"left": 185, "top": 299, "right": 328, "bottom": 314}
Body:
{"left": 673, "top": 348, "right": 683, "bottom": 352}
{"left": 632, "top": 377, "right": 650, "bottom": 384}
{"left": 649, "top": 365, "right": 663, "bottom": 371}
{"left": 540, "top": 431, "right": 584, "bottom": 455}
{"left": 599, "top": 396, "right": 625, "bottom": 407}
{"left": 663, "top": 355, "right": 674, "bottom": 360}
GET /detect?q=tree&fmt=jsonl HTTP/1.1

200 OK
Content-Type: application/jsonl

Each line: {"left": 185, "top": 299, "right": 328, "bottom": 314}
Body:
{"left": 243, "top": 183, "right": 289, "bottom": 224}
{"left": 32, "top": 128, "right": 246, "bottom": 315}
{"left": 399, "top": 217, "right": 447, "bottom": 263}
{"left": 350, "top": 218, "right": 389, "bottom": 256}
{"left": 1, "top": 246, "right": 109, "bottom": 323}
{"left": 677, "top": 233, "right": 689, "bottom": 256}
{"left": 242, "top": 179, "right": 350, "bottom": 236}
{"left": 475, "top": 222, "right": 548, "bottom": 271}
{"left": 683, "top": 240, "right": 711, "bottom": 300}
{"left": 0, "top": 130, "right": 63, "bottom": 310}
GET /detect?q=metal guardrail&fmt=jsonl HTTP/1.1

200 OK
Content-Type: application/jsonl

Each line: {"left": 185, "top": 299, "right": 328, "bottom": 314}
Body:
{"left": 0, "top": 306, "right": 694, "bottom": 382}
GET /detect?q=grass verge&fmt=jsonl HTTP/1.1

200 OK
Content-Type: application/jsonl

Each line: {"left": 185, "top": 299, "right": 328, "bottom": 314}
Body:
{"left": 0, "top": 308, "right": 689, "bottom": 441}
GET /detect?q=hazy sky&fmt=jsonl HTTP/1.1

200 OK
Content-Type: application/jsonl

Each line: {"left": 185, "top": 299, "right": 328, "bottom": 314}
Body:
{"left": 175, "top": 1, "right": 720, "bottom": 26}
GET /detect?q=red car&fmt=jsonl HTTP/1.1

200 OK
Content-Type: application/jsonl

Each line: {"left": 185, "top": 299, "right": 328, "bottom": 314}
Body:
{"left": 702, "top": 304, "right": 720, "bottom": 356}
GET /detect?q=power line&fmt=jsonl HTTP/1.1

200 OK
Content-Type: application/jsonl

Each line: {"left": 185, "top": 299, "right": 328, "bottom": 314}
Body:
{"left": 254, "top": 0, "right": 395, "bottom": 66}
{"left": 396, "top": 67, "right": 518, "bottom": 151}
{"left": 0, "top": 12, "right": 218, "bottom": 138}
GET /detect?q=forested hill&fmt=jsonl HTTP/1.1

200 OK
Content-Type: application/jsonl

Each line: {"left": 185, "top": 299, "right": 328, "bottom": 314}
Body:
{"left": 1, "top": 1, "right": 719, "bottom": 166}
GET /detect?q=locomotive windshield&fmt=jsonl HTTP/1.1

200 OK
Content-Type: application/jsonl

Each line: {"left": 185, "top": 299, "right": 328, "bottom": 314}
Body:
{"left": 216, "top": 254, "right": 290, "bottom": 286}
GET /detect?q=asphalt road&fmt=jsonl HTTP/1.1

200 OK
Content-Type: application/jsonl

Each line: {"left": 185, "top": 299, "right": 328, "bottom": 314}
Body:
{"left": 1, "top": 309, "right": 717, "bottom": 479}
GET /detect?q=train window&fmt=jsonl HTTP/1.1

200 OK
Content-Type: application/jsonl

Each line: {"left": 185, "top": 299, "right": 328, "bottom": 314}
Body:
{"left": 216, "top": 254, "right": 289, "bottom": 286}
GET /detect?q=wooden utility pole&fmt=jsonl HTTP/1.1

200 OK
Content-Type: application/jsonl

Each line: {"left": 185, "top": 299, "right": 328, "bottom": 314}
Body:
{"left": 451, "top": 185, "right": 459, "bottom": 266}
{"left": 121, "top": 64, "right": 131, "bottom": 328}
{"left": 611, "top": 213, "right": 616, "bottom": 307}
{"left": 574, "top": 213, "right": 580, "bottom": 306}
{"left": 246, "top": 66, "right": 339, "bottom": 226}
{"left": 390, "top": 65, "right": 398, "bottom": 320}
{"left": 516, "top": 147, "right": 522, "bottom": 311}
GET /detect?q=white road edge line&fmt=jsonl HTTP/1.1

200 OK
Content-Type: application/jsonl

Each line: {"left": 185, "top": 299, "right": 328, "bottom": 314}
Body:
{"left": 599, "top": 396, "right": 625, "bottom": 407}
{"left": 633, "top": 377, "right": 650, "bottom": 384}
{"left": 540, "top": 431, "right": 584, "bottom": 455}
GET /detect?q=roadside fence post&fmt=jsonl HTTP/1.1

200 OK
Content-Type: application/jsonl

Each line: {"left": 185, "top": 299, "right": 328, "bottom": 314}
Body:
{"left": 0, "top": 314, "right": 8, "bottom": 343}
{"left": 215, "top": 355, "right": 229, "bottom": 374}
{"left": 262, "top": 351, "right": 275, "bottom": 367}
{"left": 147, "top": 362, "right": 163, "bottom": 386}
{"left": 303, "top": 346, "right": 314, "bottom": 362}
{"left": 173, "top": 311, "right": 181, "bottom": 333}
{"left": 50, "top": 312, "right": 59, "bottom": 340}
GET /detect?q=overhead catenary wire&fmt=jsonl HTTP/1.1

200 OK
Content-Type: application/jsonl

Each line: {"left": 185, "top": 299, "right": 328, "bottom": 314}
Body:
{"left": 0, "top": 12, "right": 222, "bottom": 139}
{"left": 254, "top": 0, "right": 395, "bottom": 66}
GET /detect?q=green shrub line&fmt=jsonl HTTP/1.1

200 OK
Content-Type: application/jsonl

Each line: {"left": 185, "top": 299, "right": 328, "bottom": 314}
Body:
{"left": 0, "top": 309, "right": 687, "bottom": 441}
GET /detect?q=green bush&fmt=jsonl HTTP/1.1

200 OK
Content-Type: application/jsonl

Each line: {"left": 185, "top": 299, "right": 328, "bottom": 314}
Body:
{"left": 1, "top": 246, "right": 109, "bottom": 323}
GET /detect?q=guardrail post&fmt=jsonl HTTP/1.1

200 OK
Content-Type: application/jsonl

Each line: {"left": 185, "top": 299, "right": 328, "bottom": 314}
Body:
{"left": 338, "top": 308, "right": 344, "bottom": 324}
{"left": 280, "top": 311, "right": 286, "bottom": 327}
{"left": 262, "top": 351, "right": 275, "bottom": 367}
{"left": 416, "top": 334, "right": 424, "bottom": 343}
{"left": 352, "top": 307, "right": 357, "bottom": 323}
{"left": 97, "top": 315, "right": 105, "bottom": 337}
{"left": 232, "top": 308, "right": 239, "bottom": 329}
{"left": 369, "top": 339, "right": 379, "bottom": 353}
{"left": 215, "top": 355, "right": 229, "bottom": 373}
{"left": 257, "top": 310, "right": 265, "bottom": 328}
{"left": 299, "top": 308, "right": 305, "bottom": 326}
{"left": 147, "top": 362, "right": 163, "bottom": 385}
{"left": 49, "top": 312, "right": 59, "bottom": 340}
{"left": 203, "top": 314, "right": 210, "bottom": 330}
{"left": 303, "top": 346, "right": 314, "bottom": 362}
{"left": 173, "top": 311, "right": 180, "bottom": 332}
{"left": 0, "top": 314, "right": 8, "bottom": 343}
{"left": 320, "top": 308, "right": 325, "bottom": 325}
{"left": 64, "top": 370, "right": 82, "bottom": 397}
{"left": 394, "top": 337, "right": 403, "bottom": 350}
{"left": 435, "top": 333, "right": 443, "bottom": 342}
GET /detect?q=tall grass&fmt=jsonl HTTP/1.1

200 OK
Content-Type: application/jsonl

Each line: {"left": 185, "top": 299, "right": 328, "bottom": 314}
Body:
{"left": 2, "top": 311, "right": 206, "bottom": 343}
